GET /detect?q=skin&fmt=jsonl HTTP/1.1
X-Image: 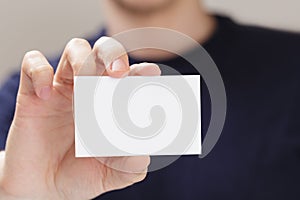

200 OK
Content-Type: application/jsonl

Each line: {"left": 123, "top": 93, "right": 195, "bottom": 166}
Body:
{"left": 0, "top": 38, "right": 160, "bottom": 200}
{"left": 103, "top": 0, "right": 216, "bottom": 60}
{"left": 0, "top": 0, "right": 215, "bottom": 199}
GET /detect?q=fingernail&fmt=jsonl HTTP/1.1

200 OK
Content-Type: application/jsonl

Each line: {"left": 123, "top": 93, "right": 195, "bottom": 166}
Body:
{"left": 39, "top": 86, "right": 51, "bottom": 100}
{"left": 111, "top": 58, "right": 128, "bottom": 72}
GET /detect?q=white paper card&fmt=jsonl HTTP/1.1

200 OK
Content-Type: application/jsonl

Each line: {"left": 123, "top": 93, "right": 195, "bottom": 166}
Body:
{"left": 74, "top": 75, "right": 201, "bottom": 157}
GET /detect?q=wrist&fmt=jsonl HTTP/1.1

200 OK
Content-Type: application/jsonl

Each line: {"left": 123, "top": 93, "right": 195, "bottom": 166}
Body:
{"left": 0, "top": 152, "right": 21, "bottom": 200}
{"left": 0, "top": 189, "right": 19, "bottom": 200}
{"left": 0, "top": 151, "right": 6, "bottom": 190}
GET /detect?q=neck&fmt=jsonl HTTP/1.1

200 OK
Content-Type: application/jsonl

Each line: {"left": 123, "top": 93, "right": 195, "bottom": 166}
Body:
{"left": 102, "top": 0, "right": 216, "bottom": 60}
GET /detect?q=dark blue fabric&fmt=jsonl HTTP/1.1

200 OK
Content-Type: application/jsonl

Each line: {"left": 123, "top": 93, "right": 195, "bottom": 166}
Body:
{"left": 0, "top": 16, "right": 300, "bottom": 199}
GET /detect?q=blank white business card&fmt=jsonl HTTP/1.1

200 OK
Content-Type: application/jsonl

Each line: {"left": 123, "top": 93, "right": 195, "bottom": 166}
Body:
{"left": 74, "top": 75, "right": 201, "bottom": 157}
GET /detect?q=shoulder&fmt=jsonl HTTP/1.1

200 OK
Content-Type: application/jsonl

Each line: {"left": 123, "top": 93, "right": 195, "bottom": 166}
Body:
{"left": 228, "top": 17, "right": 300, "bottom": 61}
{"left": 212, "top": 16, "right": 300, "bottom": 102}
{"left": 216, "top": 16, "right": 300, "bottom": 76}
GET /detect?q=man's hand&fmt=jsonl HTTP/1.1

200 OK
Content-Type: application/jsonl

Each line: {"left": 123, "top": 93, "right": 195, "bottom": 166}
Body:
{"left": 0, "top": 37, "right": 161, "bottom": 200}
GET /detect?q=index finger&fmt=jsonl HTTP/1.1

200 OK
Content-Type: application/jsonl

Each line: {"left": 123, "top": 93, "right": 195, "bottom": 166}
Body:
{"left": 90, "top": 36, "right": 130, "bottom": 78}
{"left": 54, "top": 38, "right": 93, "bottom": 86}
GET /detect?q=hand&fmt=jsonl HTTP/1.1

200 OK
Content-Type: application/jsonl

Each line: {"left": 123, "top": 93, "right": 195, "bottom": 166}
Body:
{"left": 0, "top": 37, "right": 161, "bottom": 200}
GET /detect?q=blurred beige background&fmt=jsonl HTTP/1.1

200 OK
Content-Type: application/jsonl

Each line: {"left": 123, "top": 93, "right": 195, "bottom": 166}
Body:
{"left": 0, "top": 0, "right": 299, "bottom": 84}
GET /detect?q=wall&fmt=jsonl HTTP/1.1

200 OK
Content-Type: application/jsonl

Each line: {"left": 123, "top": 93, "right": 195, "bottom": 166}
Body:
{"left": 0, "top": 0, "right": 299, "bottom": 83}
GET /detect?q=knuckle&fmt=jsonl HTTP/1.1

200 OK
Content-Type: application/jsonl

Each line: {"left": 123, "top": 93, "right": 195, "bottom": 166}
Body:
{"left": 128, "top": 172, "right": 147, "bottom": 184}
{"left": 24, "top": 50, "right": 42, "bottom": 59}
{"left": 137, "top": 172, "right": 147, "bottom": 182}
{"left": 22, "top": 50, "right": 44, "bottom": 72}
{"left": 144, "top": 156, "right": 151, "bottom": 167}
{"left": 30, "top": 65, "right": 53, "bottom": 75}
{"left": 29, "top": 65, "right": 53, "bottom": 81}
{"left": 22, "top": 51, "right": 52, "bottom": 77}
{"left": 66, "top": 38, "right": 89, "bottom": 52}
{"left": 94, "top": 37, "right": 127, "bottom": 65}
{"left": 23, "top": 50, "right": 42, "bottom": 62}
{"left": 65, "top": 38, "right": 90, "bottom": 69}
{"left": 94, "top": 36, "right": 124, "bottom": 51}
{"left": 94, "top": 36, "right": 111, "bottom": 47}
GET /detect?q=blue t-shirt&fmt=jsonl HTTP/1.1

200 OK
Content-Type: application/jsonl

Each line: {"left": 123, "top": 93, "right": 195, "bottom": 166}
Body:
{"left": 0, "top": 16, "right": 300, "bottom": 199}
